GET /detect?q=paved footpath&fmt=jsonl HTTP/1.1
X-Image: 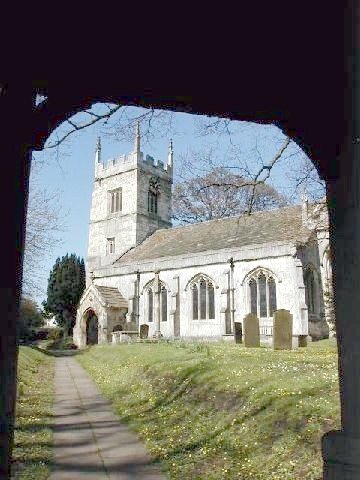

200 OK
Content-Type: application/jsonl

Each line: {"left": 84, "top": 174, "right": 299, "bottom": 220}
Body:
{"left": 50, "top": 356, "right": 166, "bottom": 479}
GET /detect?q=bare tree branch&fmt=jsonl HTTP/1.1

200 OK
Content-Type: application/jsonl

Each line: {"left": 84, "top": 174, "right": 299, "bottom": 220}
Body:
{"left": 45, "top": 104, "right": 122, "bottom": 149}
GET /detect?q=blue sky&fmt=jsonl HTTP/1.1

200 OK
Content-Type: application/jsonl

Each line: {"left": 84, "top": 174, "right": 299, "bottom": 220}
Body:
{"left": 31, "top": 104, "right": 312, "bottom": 306}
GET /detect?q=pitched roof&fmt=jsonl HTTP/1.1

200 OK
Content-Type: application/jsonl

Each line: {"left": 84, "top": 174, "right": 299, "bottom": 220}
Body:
{"left": 95, "top": 285, "right": 128, "bottom": 308}
{"left": 115, "top": 205, "right": 312, "bottom": 265}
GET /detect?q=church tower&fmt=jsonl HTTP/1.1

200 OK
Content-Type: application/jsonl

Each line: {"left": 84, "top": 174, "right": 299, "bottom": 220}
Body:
{"left": 86, "top": 124, "right": 173, "bottom": 283}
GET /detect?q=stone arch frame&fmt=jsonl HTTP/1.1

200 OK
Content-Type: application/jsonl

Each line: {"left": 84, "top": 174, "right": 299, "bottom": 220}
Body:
{"left": 241, "top": 266, "right": 280, "bottom": 286}
{"left": 1, "top": 54, "right": 354, "bottom": 478}
{"left": 83, "top": 308, "right": 99, "bottom": 345}
{"left": 141, "top": 277, "right": 170, "bottom": 295}
{"left": 242, "top": 267, "right": 279, "bottom": 320}
{"left": 184, "top": 272, "right": 219, "bottom": 292}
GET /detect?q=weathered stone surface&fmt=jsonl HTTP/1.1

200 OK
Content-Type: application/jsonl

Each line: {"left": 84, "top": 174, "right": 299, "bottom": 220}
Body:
{"left": 243, "top": 314, "right": 260, "bottom": 347}
{"left": 273, "top": 309, "right": 293, "bottom": 350}
{"left": 234, "top": 322, "right": 243, "bottom": 344}
{"left": 298, "top": 334, "right": 308, "bottom": 347}
{"left": 140, "top": 324, "right": 149, "bottom": 339}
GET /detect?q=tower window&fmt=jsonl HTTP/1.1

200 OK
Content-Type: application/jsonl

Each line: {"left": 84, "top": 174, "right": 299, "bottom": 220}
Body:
{"left": 148, "top": 191, "right": 158, "bottom": 214}
{"left": 108, "top": 188, "right": 122, "bottom": 214}
{"left": 106, "top": 237, "right": 115, "bottom": 255}
{"left": 148, "top": 179, "right": 159, "bottom": 214}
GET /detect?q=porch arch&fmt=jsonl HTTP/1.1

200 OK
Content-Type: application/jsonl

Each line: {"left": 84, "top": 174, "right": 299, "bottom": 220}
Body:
{"left": 84, "top": 309, "right": 99, "bottom": 345}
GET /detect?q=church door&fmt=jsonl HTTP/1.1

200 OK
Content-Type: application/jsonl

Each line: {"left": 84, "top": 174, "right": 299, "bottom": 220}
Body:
{"left": 86, "top": 311, "right": 99, "bottom": 345}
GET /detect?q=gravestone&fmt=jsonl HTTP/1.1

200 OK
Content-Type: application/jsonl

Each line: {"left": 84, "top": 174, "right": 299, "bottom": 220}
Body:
{"left": 273, "top": 309, "right": 293, "bottom": 350}
{"left": 243, "top": 313, "right": 260, "bottom": 347}
{"left": 234, "top": 322, "right": 243, "bottom": 344}
{"left": 298, "top": 334, "right": 308, "bottom": 347}
{"left": 140, "top": 324, "right": 149, "bottom": 339}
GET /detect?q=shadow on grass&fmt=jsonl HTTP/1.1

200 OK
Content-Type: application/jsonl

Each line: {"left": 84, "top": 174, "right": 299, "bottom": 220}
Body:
{"left": 30, "top": 345, "right": 80, "bottom": 357}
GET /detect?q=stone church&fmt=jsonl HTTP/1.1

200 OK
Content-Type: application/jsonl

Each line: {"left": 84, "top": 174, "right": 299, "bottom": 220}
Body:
{"left": 73, "top": 127, "right": 332, "bottom": 348}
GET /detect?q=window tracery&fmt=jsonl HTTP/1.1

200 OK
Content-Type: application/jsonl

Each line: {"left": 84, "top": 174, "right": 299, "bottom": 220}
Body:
{"left": 190, "top": 275, "right": 215, "bottom": 320}
{"left": 148, "top": 178, "right": 160, "bottom": 214}
{"left": 145, "top": 280, "right": 168, "bottom": 322}
{"left": 248, "top": 269, "right": 277, "bottom": 318}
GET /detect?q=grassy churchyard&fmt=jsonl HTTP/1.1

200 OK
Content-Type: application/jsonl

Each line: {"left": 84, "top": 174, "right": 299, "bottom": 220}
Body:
{"left": 12, "top": 347, "right": 54, "bottom": 479}
{"left": 77, "top": 339, "right": 340, "bottom": 480}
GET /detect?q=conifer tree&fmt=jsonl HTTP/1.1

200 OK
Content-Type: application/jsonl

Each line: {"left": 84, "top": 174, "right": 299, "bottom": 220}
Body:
{"left": 42, "top": 254, "right": 86, "bottom": 335}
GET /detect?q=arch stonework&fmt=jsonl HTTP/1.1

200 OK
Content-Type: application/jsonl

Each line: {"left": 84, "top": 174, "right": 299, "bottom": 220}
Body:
{"left": 184, "top": 273, "right": 218, "bottom": 291}
{"left": 241, "top": 266, "right": 280, "bottom": 286}
{"left": 0, "top": 19, "right": 356, "bottom": 476}
{"left": 74, "top": 286, "right": 108, "bottom": 348}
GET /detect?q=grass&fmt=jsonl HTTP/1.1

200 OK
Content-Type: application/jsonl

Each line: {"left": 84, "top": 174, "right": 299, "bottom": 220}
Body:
{"left": 11, "top": 347, "right": 54, "bottom": 479}
{"left": 77, "top": 339, "right": 340, "bottom": 480}
{"left": 38, "top": 336, "right": 78, "bottom": 351}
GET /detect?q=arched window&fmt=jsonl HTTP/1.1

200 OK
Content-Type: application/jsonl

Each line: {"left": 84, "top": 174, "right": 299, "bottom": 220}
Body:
{"left": 190, "top": 275, "right": 216, "bottom": 320}
{"left": 146, "top": 280, "right": 168, "bottom": 322}
{"left": 148, "top": 179, "right": 159, "bottom": 214}
{"left": 148, "top": 190, "right": 158, "bottom": 214}
{"left": 248, "top": 270, "right": 277, "bottom": 318}
{"left": 304, "top": 267, "right": 317, "bottom": 314}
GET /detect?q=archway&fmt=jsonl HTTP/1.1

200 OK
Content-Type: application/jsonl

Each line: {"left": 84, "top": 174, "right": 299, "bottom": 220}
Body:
{"left": 0, "top": 27, "right": 352, "bottom": 477}
{"left": 85, "top": 310, "right": 99, "bottom": 345}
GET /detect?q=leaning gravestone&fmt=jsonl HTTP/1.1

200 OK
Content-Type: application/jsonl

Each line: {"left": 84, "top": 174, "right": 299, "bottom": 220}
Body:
{"left": 273, "top": 309, "right": 293, "bottom": 350}
{"left": 243, "top": 313, "right": 260, "bottom": 347}
{"left": 140, "top": 324, "right": 149, "bottom": 339}
{"left": 234, "top": 322, "right": 243, "bottom": 344}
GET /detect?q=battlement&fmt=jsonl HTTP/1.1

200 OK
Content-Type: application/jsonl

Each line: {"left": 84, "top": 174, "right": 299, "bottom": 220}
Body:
{"left": 94, "top": 126, "right": 173, "bottom": 180}
{"left": 96, "top": 151, "right": 172, "bottom": 179}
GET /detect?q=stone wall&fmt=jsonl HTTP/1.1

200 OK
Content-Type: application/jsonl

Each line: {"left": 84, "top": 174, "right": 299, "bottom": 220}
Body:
{"left": 92, "top": 240, "right": 311, "bottom": 340}
{"left": 87, "top": 148, "right": 172, "bottom": 285}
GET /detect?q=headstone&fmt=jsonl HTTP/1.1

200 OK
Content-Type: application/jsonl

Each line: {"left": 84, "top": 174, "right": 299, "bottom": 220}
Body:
{"left": 273, "top": 309, "right": 293, "bottom": 350}
{"left": 140, "top": 324, "right": 149, "bottom": 339}
{"left": 111, "top": 331, "right": 121, "bottom": 345}
{"left": 234, "top": 322, "right": 243, "bottom": 344}
{"left": 298, "top": 335, "right": 308, "bottom": 347}
{"left": 243, "top": 313, "right": 260, "bottom": 347}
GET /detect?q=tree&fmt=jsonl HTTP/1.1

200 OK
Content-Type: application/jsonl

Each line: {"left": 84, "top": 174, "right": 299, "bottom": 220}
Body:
{"left": 42, "top": 254, "right": 86, "bottom": 335}
{"left": 22, "top": 163, "right": 64, "bottom": 297}
{"left": 173, "top": 166, "right": 287, "bottom": 224}
{"left": 17, "top": 297, "right": 44, "bottom": 342}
